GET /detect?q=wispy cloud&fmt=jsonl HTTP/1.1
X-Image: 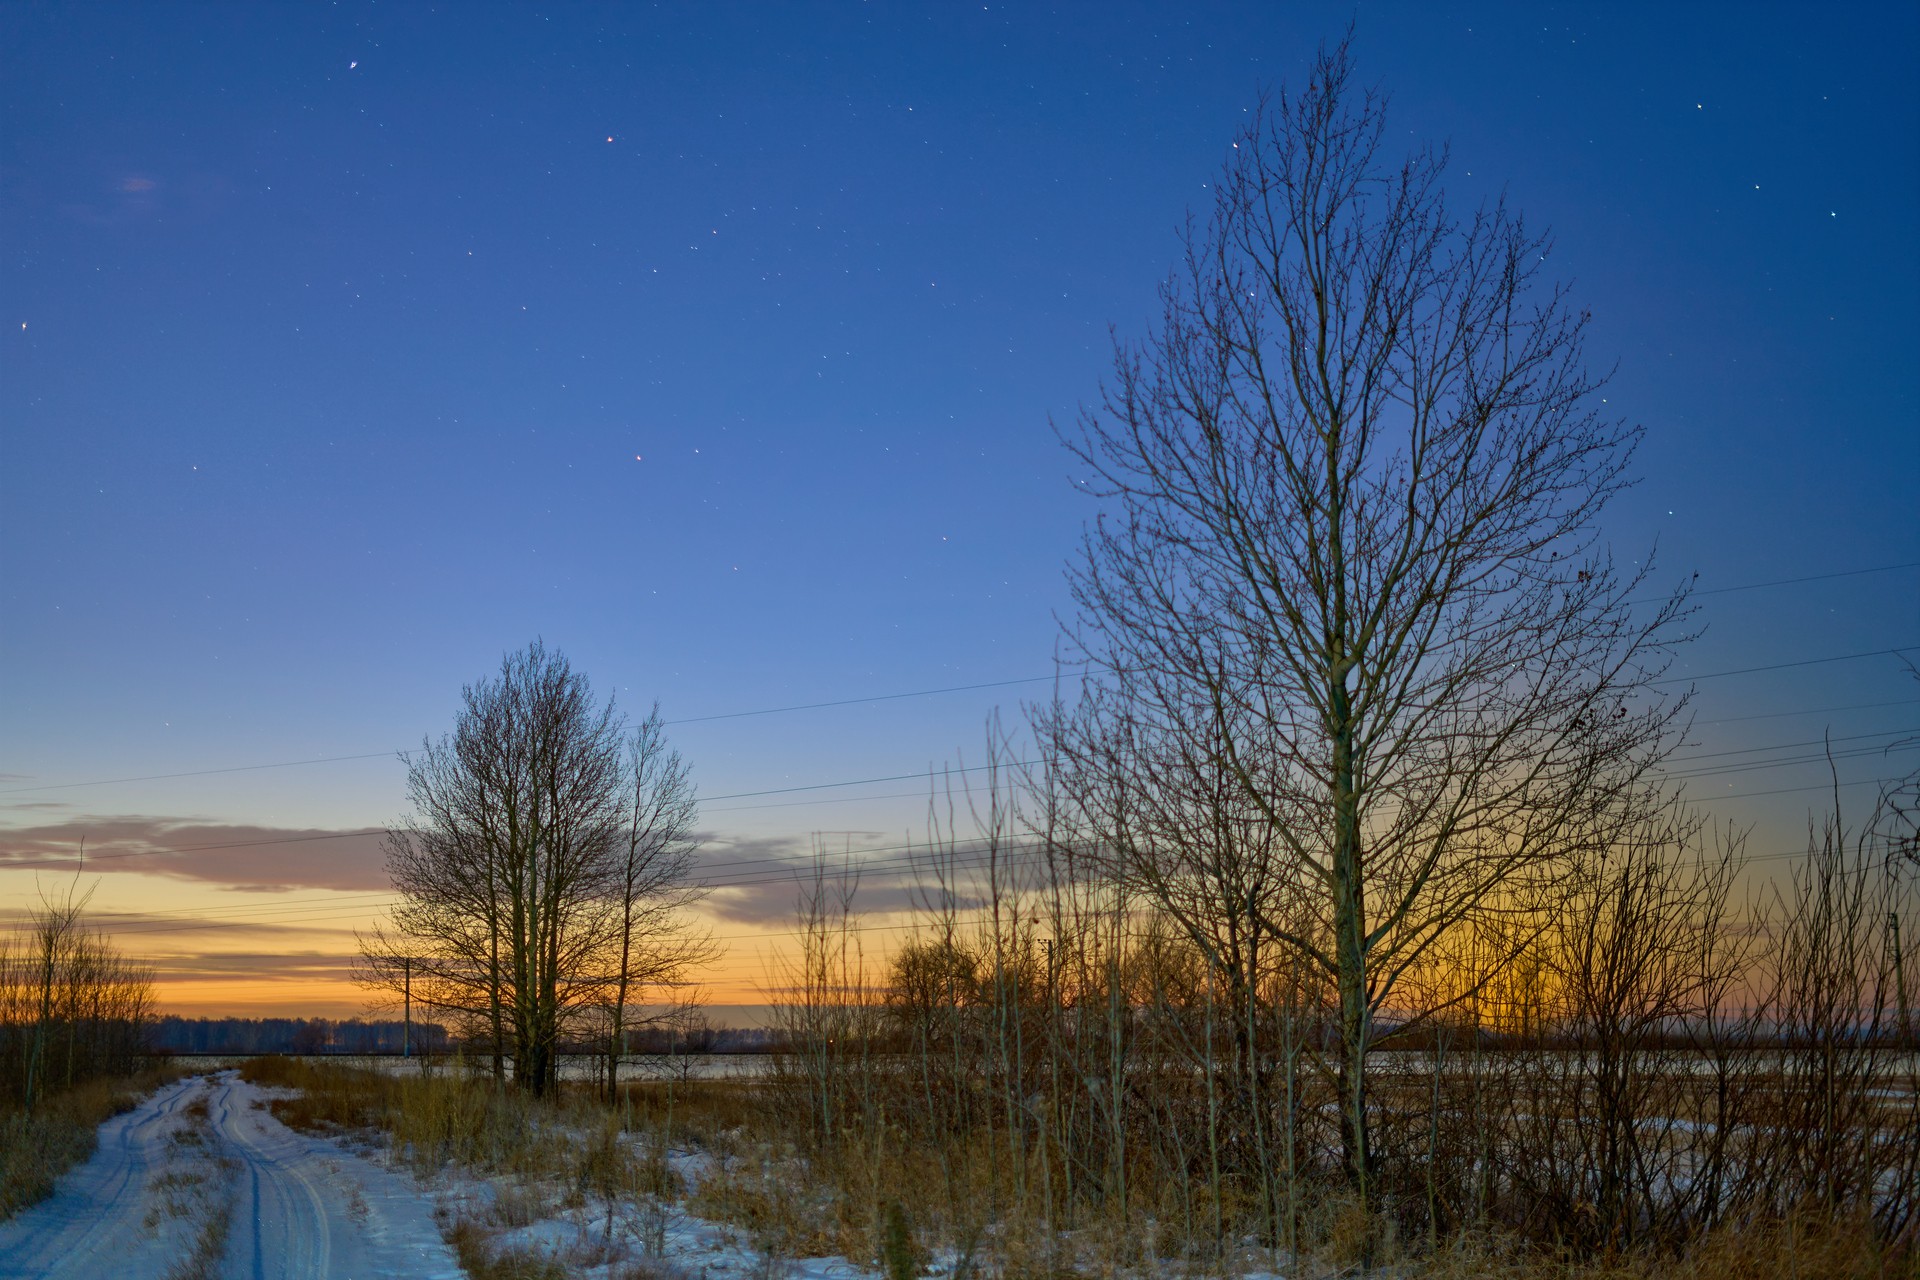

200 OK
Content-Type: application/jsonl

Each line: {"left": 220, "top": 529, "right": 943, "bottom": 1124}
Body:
{"left": 688, "top": 831, "right": 963, "bottom": 925}
{"left": 0, "top": 816, "right": 390, "bottom": 891}
{"left": 145, "top": 952, "right": 357, "bottom": 984}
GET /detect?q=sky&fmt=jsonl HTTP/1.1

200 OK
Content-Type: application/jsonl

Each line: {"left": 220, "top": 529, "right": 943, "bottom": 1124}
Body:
{"left": 2, "top": 2, "right": 1916, "bottom": 1020}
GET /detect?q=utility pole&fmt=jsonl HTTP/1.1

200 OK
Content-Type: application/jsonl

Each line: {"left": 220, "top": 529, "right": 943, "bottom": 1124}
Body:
{"left": 403, "top": 956, "right": 412, "bottom": 1061}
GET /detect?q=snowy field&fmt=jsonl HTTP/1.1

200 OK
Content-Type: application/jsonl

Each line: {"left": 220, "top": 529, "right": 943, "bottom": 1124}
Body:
{"left": 0, "top": 1072, "right": 903, "bottom": 1279}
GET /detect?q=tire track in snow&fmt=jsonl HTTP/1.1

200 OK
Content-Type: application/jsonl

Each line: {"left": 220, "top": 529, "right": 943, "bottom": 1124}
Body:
{"left": 0, "top": 1071, "right": 462, "bottom": 1279}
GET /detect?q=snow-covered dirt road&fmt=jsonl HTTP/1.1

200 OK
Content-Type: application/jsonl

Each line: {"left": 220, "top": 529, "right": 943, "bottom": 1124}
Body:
{"left": 0, "top": 1072, "right": 463, "bottom": 1279}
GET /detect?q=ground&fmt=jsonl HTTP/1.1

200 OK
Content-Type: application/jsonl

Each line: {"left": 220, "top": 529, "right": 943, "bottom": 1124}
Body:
{"left": 0, "top": 1072, "right": 462, "bottom": 1280}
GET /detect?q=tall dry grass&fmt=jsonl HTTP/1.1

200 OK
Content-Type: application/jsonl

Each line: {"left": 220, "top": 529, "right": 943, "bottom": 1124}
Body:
{"left": 229, "top": 787, "right": 1919, "bottom": 1277}
{"left": 239, "top": 1055, "right": 691, "bottom": 1274}
{"left": 0, "top": 1065, "right": 186, "bottom": 1220}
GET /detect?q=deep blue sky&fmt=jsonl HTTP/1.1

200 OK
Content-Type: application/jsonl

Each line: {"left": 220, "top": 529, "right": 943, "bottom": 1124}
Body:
{"left": 2, "top": 3, "right": 1916, "bottom": 998}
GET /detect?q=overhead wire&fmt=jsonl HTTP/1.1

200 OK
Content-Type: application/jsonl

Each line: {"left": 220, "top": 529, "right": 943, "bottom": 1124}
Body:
{"left": 3, "top": 628, "right": 1912, "bottom": 796}
{"left": 1692, "top": 696, "right": 1920, "bottom": 726}
{"left": 3, "top": 721, "right": 1910, "bottom": 874}
{"left": 3, "top": 556, "right": 1913, "bottom": 951}
{"left": 21, "top": 764, "right": 1913, "bottom": 951}
{"left": 0, "top": 673, "right": 1083, "bottom": 796}
{"left": 1628, "top": 559, "right": 1920, "bottom": 603}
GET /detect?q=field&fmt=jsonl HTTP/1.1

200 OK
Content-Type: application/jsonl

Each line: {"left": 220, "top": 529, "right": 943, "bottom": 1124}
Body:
{"left": 191, "top": 1044, "right": 1912, "bottom": 1280}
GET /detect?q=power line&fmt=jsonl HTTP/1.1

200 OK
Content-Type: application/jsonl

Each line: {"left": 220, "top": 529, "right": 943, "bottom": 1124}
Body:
{"left": 83, "top": 818, "right": 1920, "bottom": 958}
{"left": 1668, "top": 726, "right": 1916, "bottom": 764}
{"left": 1634, "top": 559, "right": 1920, "bottom": 603}
{"left": 664, "top": 674, "right": 1079, "bottom": 725}
{"left": 700, "top": 758, "right": 1038, "bottom": 803}
{"left": 4, "top": 718, "right": 1907, "bottom": 874}
{"left": 1654, "top": 645, "right": 1917, "bottom": 686}
{"left": 1693, "top": 697, "right": 1920, "bottom": 727}
{"left": 25, "top": 765, "right": 1913, "bottom": 952}
{"left": 0, "top": 754, "right": 402, "bottom": 796}
{"left": 7, "top": 625, "right": 1913, "bottom": 799}
{"left": 0, "top": 674, "right": 1081, "bottom": 796}
{"left": 1672, "top": 755, "right": 1903, "bottom": 787}
{"left": 704, "top": 787, "right": 975, "bottom": 815}
{"left": 1701, "top": 776, "right": 1899, "bottom": 802}
{"left": 1668, "top": 744, "right": 1916, "bottom": 783}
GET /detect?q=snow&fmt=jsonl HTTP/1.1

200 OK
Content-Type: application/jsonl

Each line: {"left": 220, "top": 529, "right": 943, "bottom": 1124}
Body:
{"left": 1, "top": 1071, "right": 1267, "bottom": 1278}
{"left": 0, "top": 1072, "right": 463, "bottom": 1279}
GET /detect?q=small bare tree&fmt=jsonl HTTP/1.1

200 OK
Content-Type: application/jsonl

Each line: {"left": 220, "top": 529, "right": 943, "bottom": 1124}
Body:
{"left": 599, "top": 706, "right": 713, "bottom": 1104}
{"left": 0, "top": 880, "right": 155, "bottom": 1111}
{"left": 1050, "top": 40, "right": 1690, "bottom": 1232}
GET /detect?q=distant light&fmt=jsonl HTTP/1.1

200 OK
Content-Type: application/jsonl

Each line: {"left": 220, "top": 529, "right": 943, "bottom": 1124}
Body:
{"left": 607, "top": 136, "right": 614, "bottom": 142}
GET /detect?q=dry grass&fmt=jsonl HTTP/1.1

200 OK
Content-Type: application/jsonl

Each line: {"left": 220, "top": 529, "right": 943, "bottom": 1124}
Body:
{"left": 613, "top": 1078, "right": 758, "bottom": 1148}
{"left": 0, "top": 1064, "right": 185, "bottom": 1221}
{"left": 1405, "top": 1210, "right": 1910, "bottom": 1279}
{"left": 244, "top": 1057, "right": 724, "bottom": 1275}
{"left": 159, "top": 1177, "right": 235, "bottom": 1280}
{"left": 240, "top": 1055, "right": 600, "bottom": 1180}
{"left": 687, "top": 1150, "right": 851, "bottom": 1260}
{"left": 443, "top": 1214, "right": 569, "bottom": 1280}
{"left": 235, "top": 1055, "right": 1918, "bottom": 1280}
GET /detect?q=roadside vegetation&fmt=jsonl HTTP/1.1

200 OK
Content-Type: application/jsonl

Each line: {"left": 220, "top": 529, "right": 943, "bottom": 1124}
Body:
{"left": 742, "top": 783, "right": 1918, "bottom": 1278}
{"left": 239, "top": 1054, "right": 703, "bottom": 1276}
{"left": 0, "top": 882, "right": 173, "bottom": 1220}
{"left": 235, "top": 784, "right": 1919, "bottom": 1278}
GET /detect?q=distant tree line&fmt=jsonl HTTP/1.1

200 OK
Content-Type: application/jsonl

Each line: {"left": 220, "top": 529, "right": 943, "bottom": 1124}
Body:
{"left": 151, "top": 1016, "right": 451, "bottom": 1056}
{"left": 153, "top": 1016, "right": 783, "bottom": 1058}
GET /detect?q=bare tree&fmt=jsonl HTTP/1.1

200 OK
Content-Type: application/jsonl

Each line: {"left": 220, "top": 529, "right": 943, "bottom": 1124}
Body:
{"left": 598, "top": 707, "right": 713, "bottom": 1104}
{"left": 1048, "top": 41, "right": 1690, "bottom": 1232}
{"left": 0, "top": 880, "right": 155, "bottom": 1111}
{"left": 360, "top": 642, "right": 707, "bottom": 1097}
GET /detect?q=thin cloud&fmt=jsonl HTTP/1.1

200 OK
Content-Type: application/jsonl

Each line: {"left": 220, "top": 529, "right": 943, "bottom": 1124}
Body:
{"left": 0, "top": 816, "right": 391, "bottom": 891}
{"left": 145, "top": 952, "right": 357, "bottom": 984}
{"left": 689, "top": 832, "right": 967, "bottom": 925}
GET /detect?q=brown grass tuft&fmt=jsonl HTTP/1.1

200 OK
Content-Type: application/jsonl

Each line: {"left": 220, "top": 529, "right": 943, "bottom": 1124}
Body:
{"left": 0, "top": 1065, "right": 186, "bottom": 1221}
{"left": 443, "top": 1215, "right": 569, "bottom": 1280}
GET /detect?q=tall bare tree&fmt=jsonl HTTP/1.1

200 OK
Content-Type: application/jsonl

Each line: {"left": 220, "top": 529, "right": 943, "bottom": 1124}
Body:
{"left": 1047, "top": 41, "right": 1690, "bottom": 1227}
{"left": 360, "top": 642, "right": 708, "bottom": 1097}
